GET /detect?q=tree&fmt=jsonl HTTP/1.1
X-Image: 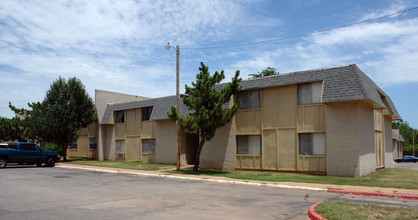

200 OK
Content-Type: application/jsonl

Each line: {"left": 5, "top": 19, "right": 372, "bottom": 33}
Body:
{"left": 393, "top": 120, "right": 417, "bottom": 151}
{"left": 10, "top": 77, "right": 95, "bottom": 161}
{"left": 168, "top": 62, "right": 242, "bottom": 171}
{"left": 0, "top": 116, "right": 26, "bottom": 142}
{"left": 248, "top": 66, "right": 279, "bottom": 78}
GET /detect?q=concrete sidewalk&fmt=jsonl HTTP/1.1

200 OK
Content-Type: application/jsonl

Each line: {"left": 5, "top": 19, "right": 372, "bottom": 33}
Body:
{"left": 56, "top": 163, "right": 418, "bottom": 199}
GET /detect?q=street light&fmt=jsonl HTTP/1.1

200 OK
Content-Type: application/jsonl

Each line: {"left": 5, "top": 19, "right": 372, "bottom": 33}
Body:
{"left": 165, "top": 42, "right": 181, "bottom": 171}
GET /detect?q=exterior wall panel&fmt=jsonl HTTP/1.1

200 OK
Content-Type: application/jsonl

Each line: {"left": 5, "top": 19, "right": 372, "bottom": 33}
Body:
{"left": 262, "top": 88, "right": 279, "bottom": 129}
{"left": 235, "top": 110, "right": 261, "bottom": 135}
{"left": 297, "top": 104, "right": 326, "bottom": 133}
{"left": 326, "top": 102, "right": 361, "bottom": 176}
{"left": 262, "top": 129, "right": 277, "bottom": 169}
{"left": 141, "top": 121, "right": 156, "bottom": 139}
{"left": 115, "top": 124, "right": 126, "bottom": 139}
{"left": 126, "top": 109, "right": 137, "bottom": 136}
{"left": 384, "top": 116, "right": 394, "bottom": 168}
{"left": 357, "top": 103, "right": 375, "bottom": 176}
{"left": 125, "top": 136, "right": 140, "bottom": 161}
{"left": 278, "top": 129, "right": 296, "bottom": 170}
{"left": 155, "top": 120, "right": 176, "bottom": 164}
{"left": 278, "top": 85, "right": 297, "bottom": 128}
{"left": 201, "top": 121, "right": 236, "bottom": 170}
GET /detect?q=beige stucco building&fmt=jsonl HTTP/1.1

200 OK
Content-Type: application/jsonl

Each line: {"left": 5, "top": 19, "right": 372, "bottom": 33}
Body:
{"left": 69, "top": 64, "right": 401, "bottom": 177}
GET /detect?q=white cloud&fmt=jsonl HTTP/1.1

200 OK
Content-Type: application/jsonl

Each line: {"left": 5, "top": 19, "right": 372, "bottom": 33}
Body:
{"left": 228, "top": 16, "right": 418, "bottom": 85}
{"left": 0, "top": 0, "right": 258, "bottom": 118}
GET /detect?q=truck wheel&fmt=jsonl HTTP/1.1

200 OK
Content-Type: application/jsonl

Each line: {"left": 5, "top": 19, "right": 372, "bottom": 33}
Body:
{"left": 0, "top": 158, "right": 7, "bottom": 168}
{"left": 47, "top": 158, "right": 55, "bottom": 167}
{"left": 36, "top": 163, "right": 42, "bottom": 167}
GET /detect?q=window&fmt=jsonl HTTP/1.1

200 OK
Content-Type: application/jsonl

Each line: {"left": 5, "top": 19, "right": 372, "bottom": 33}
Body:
{"left": 20, "top": 143, "right": 40, "bottom": 151}
{"left": 116, "top": 140, "right": 125, "bottom": 153}
{"left": 236, "top": 135, "right": 261, "bottom": 155}
{"left": 236, "top": 90, "right": 261, "bottom": 110}
{"left": 142, "top": 139, "right": 156, "bottom": 154}
{"left": 142, "top": 106, "right": 153, "bottom": 121}
{"left": 115, "top": 140, "right": 125, "bottom": 161}
{"left": 115, "top": 111, "right": 125, "bottom": 123}
{"left": 69, "top": 140, "right": 77, "bottom": 150}
{"left": 299, "top": 133, "right": 325, "bottom": 155}
{"left": 89, "top": 137, "right": 97, "bottom": 150}
{"left": 8, "top": 143, "right": 17, "bottom": 150}
{"left": 298, "top": 82, "right": 323, "bottom": 104}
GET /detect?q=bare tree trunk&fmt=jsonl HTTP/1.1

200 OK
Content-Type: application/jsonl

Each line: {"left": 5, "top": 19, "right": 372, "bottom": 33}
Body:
{"left": 193, "top": 138, "right": 205, "bottom": 172}
{"left": 62, "top": 145, "right": 67, "bottom": 161}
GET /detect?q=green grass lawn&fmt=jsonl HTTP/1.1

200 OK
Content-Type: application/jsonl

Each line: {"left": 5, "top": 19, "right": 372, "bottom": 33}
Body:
{"left": 62, "top": 159, "right": 417, "bottom": 189}
{"left": 62, "top": 159, "right": 175, "bottom": 171}
{"left": 315, "top": 201, "right": 418, "bottom": 220}
{"left": 170, "top": 168, "right": 418, "bottom": 189}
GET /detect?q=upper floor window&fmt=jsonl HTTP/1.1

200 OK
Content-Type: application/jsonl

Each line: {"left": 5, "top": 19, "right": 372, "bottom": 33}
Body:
{"left": 115, "top": 111, "right": 125, "bottom": 123}
{"left": 237, "top": 90, "right": 261, "bottom": 110}
{"left": 142, "top": 106, "right": 153, "bottom": 121}
{"left": 298, "top": 82, "right": 323, "bottom": 105}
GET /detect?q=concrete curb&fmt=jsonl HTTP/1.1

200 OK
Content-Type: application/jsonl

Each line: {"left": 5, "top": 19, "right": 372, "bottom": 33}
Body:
{"left": 307, "top": 201, "right": 326, "bottom": 220}
{"left": 328, "top": 189, "right": 418, "bottom": 200}
{"left": 56, "top": 164, "right": 418, "bottom": 201}
{"left": 56, "top": 165, "right": 327, "bottom": 192}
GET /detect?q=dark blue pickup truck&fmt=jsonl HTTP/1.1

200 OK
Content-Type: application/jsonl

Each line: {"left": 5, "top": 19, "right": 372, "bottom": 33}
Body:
{"left": 0, "top": 142, "right": 60, "bottom": 168}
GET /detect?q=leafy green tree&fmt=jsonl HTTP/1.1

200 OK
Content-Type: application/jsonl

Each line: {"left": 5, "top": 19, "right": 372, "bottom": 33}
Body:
{"left": 393, "top": 120, "right": 417, "bottom": 152}
{"left": 393, "top": 121, "right": 415, "bottom": 145}
{"left": 0, "top": 116, "right": 26, "bottom": 142}
{"left": 10, "top": 77, "right": 95, "bottom": 160}
{"left": 248, "top": 66, "right": 279, "bottom": 78}
{"left": 168, "top": 62, "right": 242, "bottom": 171}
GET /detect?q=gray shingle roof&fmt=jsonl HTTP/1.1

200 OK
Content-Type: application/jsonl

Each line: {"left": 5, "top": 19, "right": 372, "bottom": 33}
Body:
{"left": 100, "top": 64, "right": 400, "bottom": 123}
{"left": 218, "top": 64, "right": 400, "bottom": 119}
{"left": 392, "top": 132, "right": 405, "bottom": 142}
{"left": 101, "top": 95, "right": 192, "bottom": 124}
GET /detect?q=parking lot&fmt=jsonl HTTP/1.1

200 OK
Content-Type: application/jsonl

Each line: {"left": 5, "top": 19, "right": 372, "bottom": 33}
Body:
{"left": 394, "top": 161, "right": 418, "bottom": 170}
{"left": 0, "top": 166, "right": 340, "bottom": 220}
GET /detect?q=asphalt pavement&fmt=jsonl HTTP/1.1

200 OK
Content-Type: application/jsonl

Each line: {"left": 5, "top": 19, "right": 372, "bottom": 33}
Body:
{"left": 0, "top": 165, "right": 339, "bottom": 220}
{"left": 1, "top": 163, "right": 417, "bottom": 220}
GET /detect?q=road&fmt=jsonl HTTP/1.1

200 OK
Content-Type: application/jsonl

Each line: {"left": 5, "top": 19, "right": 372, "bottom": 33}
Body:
{"left": 0, "top": 165, "right": 339, "bottom": 220}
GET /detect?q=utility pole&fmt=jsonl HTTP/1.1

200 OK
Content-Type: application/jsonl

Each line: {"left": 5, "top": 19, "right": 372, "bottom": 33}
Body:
{"left": 413, "top": 129, "right": 415, "bottom": 156}
{"left": 165, "top": 43, "right": 181, "bottom": 171}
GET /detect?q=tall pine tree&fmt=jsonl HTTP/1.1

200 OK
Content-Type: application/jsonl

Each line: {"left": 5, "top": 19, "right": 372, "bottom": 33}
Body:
{"left": 168, "top": 62, "right": 242, "bottom": 171}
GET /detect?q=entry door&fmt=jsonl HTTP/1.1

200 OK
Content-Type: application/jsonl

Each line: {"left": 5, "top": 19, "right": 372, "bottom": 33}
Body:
{"left": 186, "top": 134, "right": 199, "bottom": 165}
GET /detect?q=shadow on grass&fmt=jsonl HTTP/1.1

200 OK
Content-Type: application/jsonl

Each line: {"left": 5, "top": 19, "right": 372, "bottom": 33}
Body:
{"left": 170, "top": 169, "right": 230, "bottom": 175}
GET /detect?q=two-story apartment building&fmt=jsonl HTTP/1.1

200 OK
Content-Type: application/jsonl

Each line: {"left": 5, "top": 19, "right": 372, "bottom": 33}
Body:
{"left": 69, "top": 64, "right": 401, "bottom": 177}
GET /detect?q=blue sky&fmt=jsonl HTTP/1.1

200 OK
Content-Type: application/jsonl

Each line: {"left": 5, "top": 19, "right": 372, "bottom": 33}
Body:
{"left": 0, "top": 0, "right": 417, "bottom": 128}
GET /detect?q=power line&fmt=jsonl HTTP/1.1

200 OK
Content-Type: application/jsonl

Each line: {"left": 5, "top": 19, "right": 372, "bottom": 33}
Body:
{"left": 182, "top": 6, "right": 418, "bottom": 50}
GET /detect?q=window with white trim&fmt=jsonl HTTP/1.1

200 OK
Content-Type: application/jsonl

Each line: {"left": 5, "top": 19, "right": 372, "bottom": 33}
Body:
{"left": 236, "top": 135, "right": 261, "bottom": 155}
{"left": 298, "top": 82, "right": 323, "bottom": 104}
{"left": 299, "top": 133, "right": 325, "bottom": 155}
